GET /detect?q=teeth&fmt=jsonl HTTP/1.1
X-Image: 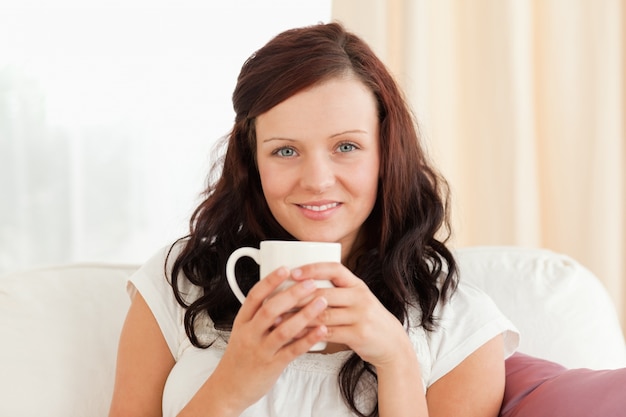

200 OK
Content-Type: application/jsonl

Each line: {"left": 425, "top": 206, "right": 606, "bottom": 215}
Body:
{"left": 301, "top": 202, "right": 339, "bottom": 211}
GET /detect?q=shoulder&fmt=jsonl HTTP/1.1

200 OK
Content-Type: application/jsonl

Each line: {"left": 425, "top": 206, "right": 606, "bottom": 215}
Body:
{"left": 129, "top": 240, "right": 200, "bottom": 302}
{"left": 433, "top": 279, "right": 518, "bottom": 345}
{"left": 127, "top": 240, "right": 208, "bottom": 358}
{"left": 420, "top": 279, "right": 519, "bottom": 386}
{"left": 439, "top": 279, "right": 499, "bottom": 318}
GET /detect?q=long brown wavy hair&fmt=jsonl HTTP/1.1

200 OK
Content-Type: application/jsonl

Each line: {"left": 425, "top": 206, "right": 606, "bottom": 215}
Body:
{"left": 169, "top": 22, "right": 457, "bottom": 417}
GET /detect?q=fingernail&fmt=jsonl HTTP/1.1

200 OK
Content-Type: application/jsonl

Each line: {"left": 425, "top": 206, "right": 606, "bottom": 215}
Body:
{"left": 313, "top": 297, "right": 327, "bottom": 310}
{"left": 301, "top": 280, "right": 315, "bottom": 290}
{"left": 291, "top": 268, "right": 302, "bottom": 279}
{"left": 277, "top": 266, "right": 289, "bottom": 277}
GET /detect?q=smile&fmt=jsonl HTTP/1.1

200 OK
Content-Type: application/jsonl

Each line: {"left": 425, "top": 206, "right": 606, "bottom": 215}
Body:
{"left": 299, "top": 202, "right": 340, "bottom": 212}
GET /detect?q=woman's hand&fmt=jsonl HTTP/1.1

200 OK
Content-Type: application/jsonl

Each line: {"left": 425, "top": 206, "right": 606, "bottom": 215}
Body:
{"left": 193, "top": 266, "right": 329, "bottom": 415}
{"left": 291, "top": 262, "right": 430, "bottom": 417}
{"left": 291, "top": 262, "right": 411, "bottom": 369}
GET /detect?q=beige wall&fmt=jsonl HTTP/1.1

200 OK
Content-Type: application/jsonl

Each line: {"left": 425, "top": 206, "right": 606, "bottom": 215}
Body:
{"left": 333, "top": 0, "right": 626, "bottom": 331}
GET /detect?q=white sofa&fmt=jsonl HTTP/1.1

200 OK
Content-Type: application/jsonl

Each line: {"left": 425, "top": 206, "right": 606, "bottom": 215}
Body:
{"left": 1, "top": 246, "right": 625, "bottom": 416}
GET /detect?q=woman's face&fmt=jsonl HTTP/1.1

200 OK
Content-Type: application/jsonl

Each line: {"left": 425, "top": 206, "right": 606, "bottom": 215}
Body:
{"left": 255, "top": 76, "right": 380, "bottom": 255}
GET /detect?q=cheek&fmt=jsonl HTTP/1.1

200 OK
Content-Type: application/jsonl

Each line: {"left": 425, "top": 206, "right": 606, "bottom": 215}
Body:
{"left": 364, "top": 175, "right": 380, "bottom": 206}
{"left": 352, "top": 158, "right": 380, "bottom": 200}
{"left": 258, "top": 165, "right": 287, "bottom": 202}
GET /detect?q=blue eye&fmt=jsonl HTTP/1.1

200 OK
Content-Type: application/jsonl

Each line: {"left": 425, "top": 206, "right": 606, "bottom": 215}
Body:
{"left": 337, "top": 143, "right": 357, "bottom": 153}
{"left": 275, "top": 147, "right": 296, "bottom": 157}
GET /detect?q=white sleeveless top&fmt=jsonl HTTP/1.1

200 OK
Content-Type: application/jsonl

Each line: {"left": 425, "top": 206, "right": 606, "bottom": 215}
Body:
{"left": 128, "top": 244, "right": 519, "bottom": 416}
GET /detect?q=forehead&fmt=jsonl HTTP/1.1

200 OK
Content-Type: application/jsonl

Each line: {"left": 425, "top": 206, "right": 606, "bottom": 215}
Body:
{"left": 255, "top": 77, "right": 378, "bottom": 140}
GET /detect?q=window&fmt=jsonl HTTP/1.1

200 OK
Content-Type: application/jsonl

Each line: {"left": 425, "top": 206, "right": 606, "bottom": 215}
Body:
{"left": 0, "top": 0, "right": 331, "bottom": 273}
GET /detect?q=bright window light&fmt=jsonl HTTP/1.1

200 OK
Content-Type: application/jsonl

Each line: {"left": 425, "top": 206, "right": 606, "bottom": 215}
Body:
{"left": 0, "top": 0, "right": 332, "bottom": 273}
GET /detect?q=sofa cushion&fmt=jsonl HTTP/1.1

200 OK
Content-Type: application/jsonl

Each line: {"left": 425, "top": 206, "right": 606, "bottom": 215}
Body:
{"left": 501, "top": 352, "right": 626, "bottom": 417}
{"left": 0, "top": 263, "right": 136, "bottom": 417}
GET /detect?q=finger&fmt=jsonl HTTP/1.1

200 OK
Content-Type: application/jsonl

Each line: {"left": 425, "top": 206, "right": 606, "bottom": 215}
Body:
{"left": 287, "top": 325, "right": 328, "bottom": 353}
{"left": 311, "top": 306, "right": 355, "bottom": 327}
{"left": 290, "top": 262, "right": 358, "bottom": 288}
{"left": 272, "top": 324, "right": 328, "bottom": 361}
{"left": 320, "top": 324, "right": 354, "bottom": 347}
{"left": 235, "top": 266, "right": 291, "bottom": 321}
{"left": 315, "top": 287, "right": 360, "bottom": 308}
{"left": 267, "top": 296, "right": 328, "bottom": 349}
{"left": 252, "top": 279, "right": 318, "bottom": 329}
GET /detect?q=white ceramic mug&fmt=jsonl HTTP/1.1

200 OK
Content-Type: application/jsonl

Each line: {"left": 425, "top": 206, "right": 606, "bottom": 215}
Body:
{"left": 226, "top": 240, "right": 341, "bottom": 351}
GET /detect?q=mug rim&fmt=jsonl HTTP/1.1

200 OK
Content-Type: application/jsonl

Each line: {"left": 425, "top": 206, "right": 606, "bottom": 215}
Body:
{"left": 260, "top": 240, "right": 341, "bottom": 247}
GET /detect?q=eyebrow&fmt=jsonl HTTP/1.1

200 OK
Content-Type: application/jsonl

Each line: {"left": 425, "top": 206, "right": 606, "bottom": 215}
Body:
{"left": 330, "top": 129, "right": 368, "bottom": 138}
{"left": 262, "top": 129, "right": 368, "bottom": 143}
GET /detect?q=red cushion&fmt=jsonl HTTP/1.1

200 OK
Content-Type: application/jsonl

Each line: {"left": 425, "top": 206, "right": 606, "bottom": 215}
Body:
{"left": 501, "top": 352, "right": 626, "bottom": 417}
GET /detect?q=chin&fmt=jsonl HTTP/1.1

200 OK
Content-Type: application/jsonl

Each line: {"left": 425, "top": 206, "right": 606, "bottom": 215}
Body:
{"left": 293, "top": 236, "right": 337, "bottom": 243}
{"left": 291, "top": 231, "right": 348, "bottom": 245}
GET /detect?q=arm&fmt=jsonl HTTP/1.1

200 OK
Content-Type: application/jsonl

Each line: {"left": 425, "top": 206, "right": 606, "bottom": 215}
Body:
{"left": 375, "top": 332, "right": 429, "bottom": 417}
{"left": 108, "top": 292, "right": 176, "bottom": 417}
{"left": 426, "top": 335, "right": 505, "bottom": 417}
{"left": 371, "top": 330, "right": 504, "bottom": 417}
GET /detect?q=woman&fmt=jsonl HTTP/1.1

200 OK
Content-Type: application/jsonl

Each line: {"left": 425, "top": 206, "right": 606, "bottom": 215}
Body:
{"left": 109, "top": 22, "right": 518, "bottom": 417}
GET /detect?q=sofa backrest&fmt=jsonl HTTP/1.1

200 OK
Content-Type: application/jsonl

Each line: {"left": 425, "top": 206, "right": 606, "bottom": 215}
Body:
{"left": 457, "top": 246, "right": 626, "bottom": 370}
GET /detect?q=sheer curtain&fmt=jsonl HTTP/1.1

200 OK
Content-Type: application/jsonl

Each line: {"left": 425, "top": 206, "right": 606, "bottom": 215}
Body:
{"left": 333, "top": 0, "right": 626, "bottom": 330}
{"left": 0, "top": 0, "right": 331, "bottom": 274}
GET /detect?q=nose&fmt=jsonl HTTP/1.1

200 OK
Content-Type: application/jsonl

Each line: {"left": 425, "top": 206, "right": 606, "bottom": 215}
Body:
{"left": 299, "top": 153, "right": 335, "bottom": 193}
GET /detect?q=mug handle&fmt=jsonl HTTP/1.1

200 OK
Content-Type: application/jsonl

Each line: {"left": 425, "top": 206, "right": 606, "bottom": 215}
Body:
{"left": 225, "top": 247, "right": 260, "bottom": 304}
